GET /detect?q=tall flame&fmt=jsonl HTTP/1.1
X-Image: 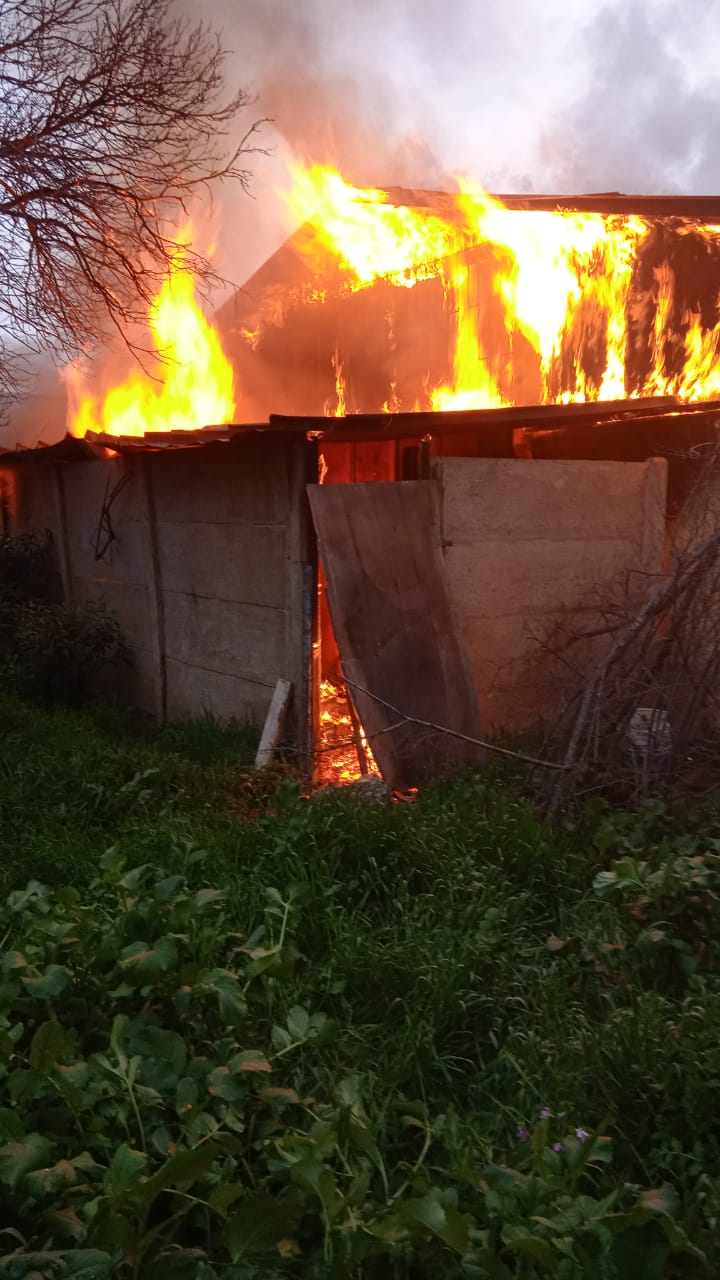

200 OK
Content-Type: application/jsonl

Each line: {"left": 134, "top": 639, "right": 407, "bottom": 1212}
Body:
{"left": 67, "top": 233, "right": 235, "bottom": 438}
{"left": 285, "top": 163, "right": 720, "bottom": 410}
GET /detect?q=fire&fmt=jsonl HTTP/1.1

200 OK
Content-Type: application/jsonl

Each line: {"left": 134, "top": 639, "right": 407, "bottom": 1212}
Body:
{"left": 325, "top": 348, "right": 348, "bottom": 417}
{"left": 431, "top": 260, "right": 508, "bottom": 411}
{"left": 318, "top": 679, "right": 379, "bottom": 783}
{"left": 285, "top": 162, "right": 720, "bottom": 409}
{"left": 67, "top": 232, "right": 235, "bottom": 438}
{"left": 288, "top": 163, "right": 465, "bottom": 289}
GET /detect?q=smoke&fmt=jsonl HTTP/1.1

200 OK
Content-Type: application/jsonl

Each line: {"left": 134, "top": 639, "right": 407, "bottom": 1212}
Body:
{"left": 539, "top": 0, "right": 720, "bottom": 194}
{"left": 209, "top": 0, "right": 720, "bottom": 288}
{"left": 0, "top": 355, "right": 67, "bottom": 450}
{"left": 4, "top": 0, "right": 718, "bottom": 447}
{"left": 207, "top": 0, "right": 598, "bottom": 287}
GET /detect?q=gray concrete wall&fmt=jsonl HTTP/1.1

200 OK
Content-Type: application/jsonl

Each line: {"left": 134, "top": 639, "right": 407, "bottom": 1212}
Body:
{"left": 3, "top": 438, "right": 314, "bottom": 759}
{"left": 434, "top": 456, "right": 668, "bottom": 733}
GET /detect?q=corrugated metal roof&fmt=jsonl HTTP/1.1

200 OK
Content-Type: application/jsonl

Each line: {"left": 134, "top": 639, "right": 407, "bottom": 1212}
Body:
{"left": 4, "top": 397, "right": 720, "bottom": 462}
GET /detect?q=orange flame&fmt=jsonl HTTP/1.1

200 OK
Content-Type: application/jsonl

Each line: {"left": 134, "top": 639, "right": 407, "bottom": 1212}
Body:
{"left": 285, "top": 162, "right": 720, "bottom": 410}
{"left": 67, "top": 232, "right": 235, "bottom": 438}
{"left": 318, "top": 679, "right": 380, "bottom": 783}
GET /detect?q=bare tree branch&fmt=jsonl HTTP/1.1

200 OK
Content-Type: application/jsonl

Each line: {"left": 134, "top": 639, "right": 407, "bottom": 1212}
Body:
{"left": 343, "top": 676, "right": 568, "bottom": 771}
{"left": 0, "top": 0, "right": 265, "bottom": 395}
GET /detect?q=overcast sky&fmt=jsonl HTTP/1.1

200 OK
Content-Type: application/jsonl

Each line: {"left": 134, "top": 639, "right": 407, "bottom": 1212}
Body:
{"left": 6, "top": 0, "right": 720, "bottom": 444}
{"left": 210, "top": 0, "right": 720, "bottom": 285}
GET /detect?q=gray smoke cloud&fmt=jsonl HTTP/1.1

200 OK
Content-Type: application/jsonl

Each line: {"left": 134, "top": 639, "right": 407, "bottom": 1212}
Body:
{"left": 211, "top": 0, "right": 720, "bottom": 286}
{"left": 540, "top": 0, "right": 720, "bottom": 194}
{"left": 4, "top": 0, "right": 719, "bottom": 447}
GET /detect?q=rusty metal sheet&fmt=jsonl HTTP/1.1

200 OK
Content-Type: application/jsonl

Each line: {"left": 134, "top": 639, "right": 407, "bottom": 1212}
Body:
{"left": 307, "top": 480, "right": 483, "bottom": 790}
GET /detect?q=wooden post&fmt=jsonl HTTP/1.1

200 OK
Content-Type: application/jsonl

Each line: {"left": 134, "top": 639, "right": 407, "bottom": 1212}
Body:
{"left": 255, "top": 678, "right": 293, "bottom": 768}
{"left": 286, "top": 437, "right": 319, "bottom": 780}
{"left": 139, "top": 455, "right": 167, "bottom": 724}
{"left": 51, "top": 464, "right": 73, "bottom": 603}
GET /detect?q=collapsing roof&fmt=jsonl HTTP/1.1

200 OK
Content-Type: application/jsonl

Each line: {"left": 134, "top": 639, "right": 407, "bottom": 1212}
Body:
{"left": 4, "top": 395, "right": 720, "bottom": 460}
{"left": 210, "top": 180, "right": 720, "bottom": 428}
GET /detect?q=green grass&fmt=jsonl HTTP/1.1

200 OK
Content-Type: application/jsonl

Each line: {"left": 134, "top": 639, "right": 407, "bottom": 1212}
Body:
{"left": 4, "top": 690, "right": 720, "bottom": 1269}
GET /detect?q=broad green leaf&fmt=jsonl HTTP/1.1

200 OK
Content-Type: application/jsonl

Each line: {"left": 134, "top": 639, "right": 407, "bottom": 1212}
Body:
{"left": 29, "top": 1020, "right": 66, "bottom": 1072}
{"left": 8, "top": 1069, "right": 46, "bottom": 1104}
{"left": 466, "top": 1248, "right": 514, "bottom": 1278}
{"left": 290, "top": 1159, "right": 340, "bottom": 1218}
{"left": 207, "top": 1065, "right": 245, "bottom": 1100}
{"left": 0, "top": 1133, "right": 52, "bottom": 1190}
{"left": 154, "top": 874, "right": 185, "bottom": 901}
{"left": 286, "top": 1005, "right": 310, "bottom": 1040}
{"left": 54, "top": 1061, "right": 91, "bottom": 1091}
{"left": 208, "top": 1181, "right": 244, "bottom": 1212}
{"left": 609, "top": 1222, "right": 674, "bottom": 1276}
{"left": 194, "top": 969, "right": 246, "bottom": 1027}
{"left": 224, "top": 1190, "right": 301, "bottom": 1260}
{"left": 119, "top": 937, "right": 178, "bottom": 982}
{"left": 232, "top": 1050, "right": 272, "bottom": 1074}
{"left": 482, "top": 1163, "right": 524, "bottom": 1190}
{"left": 402, "top": 1194, "right": 472, "bottom": 1254}
{"left": 176, "top": 1076, "right": 198, "bottom": 1117}
{"left": 192, "top": 888, "right": 224, "bottom": 909}
{"left": 20, "top": 965, "right": 68, "bottom": 999}
{"left": 104, "top": 1144, "right": 147, "bottom": 1195}
{"left": 150, "top": 1125, "right": 173, "bottom": 1157}
{"left": 62, "top": 1249, "right": 115, "bottom": 1277}
{"left": 217, "top": 980, "right": 246, "bottom": 1027}
{"left": 184, "top": 1110, "right": 218, "bottom": 1145}
{"left": 503, "top": 1226, "right": 556, "bottom": 1266}
{"left": 42, "top": 1207, "right": 84, "bottom": 1241}
{"left": 118, "top": 864, "right": 151, "bottom": 892}
{"left": 129, "top": 1026, "right": 186, "bottom": 1076}
{"left": 271, "top": 1024, "right": 293, "bottom": 1051}
{"left": 142, "top": 1143, "right": 218, "bottom": 1203}
{"left": 7, "top": 881, "right": 50, "bottom": 912}
{"left": 24, "top": 1162, "right": 83, "bottom": 1198}
{"left": 0, "top": 1108, "right": 23, "bottom": 1141}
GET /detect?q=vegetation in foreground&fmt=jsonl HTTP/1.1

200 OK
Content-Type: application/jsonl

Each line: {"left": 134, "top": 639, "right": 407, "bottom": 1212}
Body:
{"left": 1, "top": 693, "right": 720, "bottom": 1277}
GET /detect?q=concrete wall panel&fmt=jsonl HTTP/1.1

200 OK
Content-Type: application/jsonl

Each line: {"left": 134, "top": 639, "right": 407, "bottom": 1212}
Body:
{"left": 164, "top": 657, "right": 270, "bottom": 725}
{"left": 435, "top": 456, "right": 668, "bottom": 732}
{"left": 162, "top": 593, "right": 285, "bottom": 686}
{"left": 157, "top": 520, "right": 287, "bottom": 608}
{"left": 149, "top": 440, "right": 290, "bottom": 526}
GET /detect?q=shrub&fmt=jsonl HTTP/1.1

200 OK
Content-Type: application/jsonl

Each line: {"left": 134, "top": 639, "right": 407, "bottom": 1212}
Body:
{"left": 0, "top": 532, "right": 127, "bottom": 705}
{"left": 5, "top": 598, "right": 127, "bottom": 705}
{"left": 0, "top": 853, "right": 708, "bottom": 1278}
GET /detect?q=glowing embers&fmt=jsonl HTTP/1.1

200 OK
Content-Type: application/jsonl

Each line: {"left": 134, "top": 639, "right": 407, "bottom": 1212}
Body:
{"left": 66, "top": 229, "right": 236, "bottom": 438}
{"left": 317, "top": 678, "right": 379, "bottom": 784}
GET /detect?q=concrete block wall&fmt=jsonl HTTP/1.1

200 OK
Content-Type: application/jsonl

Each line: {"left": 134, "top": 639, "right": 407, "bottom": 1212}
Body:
{"left": 434, "top": 456, "right": 668, "bottom": 733}
{"left": 3, "top": 437, "right": 314, "bottom": 758}
{"left": 144, "top": 438, "right": 311, "bottom": 733}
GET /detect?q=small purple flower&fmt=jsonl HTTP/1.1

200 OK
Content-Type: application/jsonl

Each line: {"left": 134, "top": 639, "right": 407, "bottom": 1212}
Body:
{"left": 553, "top": 1142, "right": 564, "bottom": 1153}
{"left": 576, "top": 1128, "right": 590, "bottom": 1142}
{"left": 539, "top": 1107, "right": 553, "bottom": 1120}
{"left": 557, "top": 1112, "right": 566, "bottom": 1120}
{"left": 516, "top": 1125, "right": 530, "bottom": 1142}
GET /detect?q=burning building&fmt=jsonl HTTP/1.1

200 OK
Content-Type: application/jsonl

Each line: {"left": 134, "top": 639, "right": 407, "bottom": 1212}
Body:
{"left": 4, "top": 166, "right": 720, "bottom": 787}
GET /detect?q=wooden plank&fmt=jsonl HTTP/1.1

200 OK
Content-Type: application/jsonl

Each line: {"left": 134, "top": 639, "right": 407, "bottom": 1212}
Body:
{"left": 307, "top": 480, "right": 483, "bottom": 790}
{"left": 284, "top": 439, "right": 318, "bottom": 781}
{"left": 255, "top": 678, "right": 293, "bottom": 767}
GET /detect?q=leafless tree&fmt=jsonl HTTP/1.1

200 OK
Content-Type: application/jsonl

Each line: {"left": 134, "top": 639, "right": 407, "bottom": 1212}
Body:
{"left": 0, "top": 0, "right": 263, "bottom": 393}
